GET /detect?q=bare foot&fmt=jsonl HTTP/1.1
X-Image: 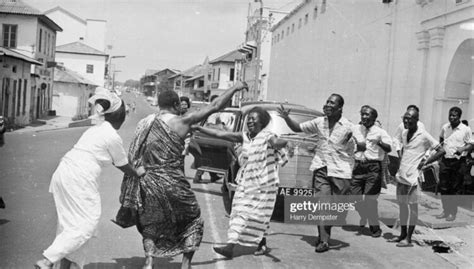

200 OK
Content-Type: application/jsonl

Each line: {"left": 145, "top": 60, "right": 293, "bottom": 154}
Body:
{"left": 34, "top": 259, "right": 53, "bottom": 269}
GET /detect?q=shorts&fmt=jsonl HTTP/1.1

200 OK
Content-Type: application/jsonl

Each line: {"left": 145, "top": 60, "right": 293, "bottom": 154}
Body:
{"left": 396, "top": 183, "right": 419, "bottom": 204}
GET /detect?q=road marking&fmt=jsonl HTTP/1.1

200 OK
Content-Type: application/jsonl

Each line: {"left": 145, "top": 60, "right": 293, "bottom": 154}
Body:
{"left": 202, "top": 182, "right": 226, "bottom": 269}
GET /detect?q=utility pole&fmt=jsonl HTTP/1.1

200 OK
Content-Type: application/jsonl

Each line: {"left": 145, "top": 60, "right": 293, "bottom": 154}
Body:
{"left": 254, "top": 0, "right": 263, "bottom": 101}
{"left": 112, "top": 70, "right": 121, "bottom": 92}
{"left": 108, "top": 55, "right": 125, "bottom": 89}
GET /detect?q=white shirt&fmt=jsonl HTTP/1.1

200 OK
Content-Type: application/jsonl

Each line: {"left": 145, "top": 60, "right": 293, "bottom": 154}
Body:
{"left": 73, "top": 121, "right": 128, "bottom": 167}
{"left": 300, "top": 116, "right": 355, "bottom": 179}
{"left": 440, "top": 122, "right": 472, "bottom": 159}
{"left": 396, "top": 128, "right": 438, "bottom": 186}
{"left": 353, "top": 124, "right": 392, "bottom": 161}
{"left": 393, "top": 121, "right": 425, "bottom": 152}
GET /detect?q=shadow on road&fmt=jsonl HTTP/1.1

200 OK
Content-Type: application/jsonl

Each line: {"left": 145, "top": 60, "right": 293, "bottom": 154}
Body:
{"left": 0, "top": 219, "right": 9, "bottom": 226}
{"left": 268, "top": 232, "right": 350, "bottom": 251}
{"left": 85, "top": 256, "right": 180, "bottom": 269}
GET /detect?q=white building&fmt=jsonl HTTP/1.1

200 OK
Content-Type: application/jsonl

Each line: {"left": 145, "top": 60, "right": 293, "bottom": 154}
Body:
{"left": 0, "top": 0, "right": 62, "bottom": 124}
{"left": 268, "top": 0, "right": 473, "bottom": 135}
{"left": 53, "top": 65, "right": 97, "bottom": 118}
{"left": 44, "top": 6, "right": 106, "bottom": 52}
{"left": 55, "top": 41, "right": 108, "bottom": 87}
{"left": 209, "top": 50, "right": 245, "bottom": 98}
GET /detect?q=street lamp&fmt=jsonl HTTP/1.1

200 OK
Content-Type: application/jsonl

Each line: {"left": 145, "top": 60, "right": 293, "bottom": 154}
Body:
{"left": 108, "top": 55, "right": 125, "bottom": 88}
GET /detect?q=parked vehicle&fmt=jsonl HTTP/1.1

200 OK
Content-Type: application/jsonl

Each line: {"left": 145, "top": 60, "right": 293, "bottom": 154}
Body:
{"left": 189, "top": 101, "right": 324, "bottom": 218}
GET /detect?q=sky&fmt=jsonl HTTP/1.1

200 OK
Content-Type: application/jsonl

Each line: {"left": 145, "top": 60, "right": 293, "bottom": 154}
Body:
{"left": 24, "top": 0, "right": 300, "bottom": 82}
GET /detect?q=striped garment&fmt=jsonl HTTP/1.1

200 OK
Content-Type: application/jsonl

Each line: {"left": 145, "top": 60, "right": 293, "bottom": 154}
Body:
{"left": 227, "top": 130, "right": 288, "bottom": 246}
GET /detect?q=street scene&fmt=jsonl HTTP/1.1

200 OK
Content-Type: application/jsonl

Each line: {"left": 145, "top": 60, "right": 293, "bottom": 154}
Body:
{"left": 1, "top": 0, "right": 473, "bottom": 269}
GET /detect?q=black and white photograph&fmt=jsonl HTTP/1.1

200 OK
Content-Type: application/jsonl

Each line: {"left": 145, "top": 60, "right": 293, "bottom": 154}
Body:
{"left": 0, "top": 0, "right": 473, "bottom": 268}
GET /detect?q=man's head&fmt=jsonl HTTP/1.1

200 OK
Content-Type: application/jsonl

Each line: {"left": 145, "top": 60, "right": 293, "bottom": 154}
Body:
{"left": 179, "top": 96, "right": 191, "bottom": 115}
{"left": 448, "top": 106, "right": 462, "bottom": 127}
{"left": 403, "top": 109, "right": 419, "bottom": 132}
{"left": 406, "top": 104, "right": 419, "bottom": 113}
{"left": 158, "top": 90, "right": 180, "bottom": 114}
{"left": 323, "top": 93, "right": 344, "bottom": 118}
{"left": 360, "top": 105, "right": 378, "bottom": 128}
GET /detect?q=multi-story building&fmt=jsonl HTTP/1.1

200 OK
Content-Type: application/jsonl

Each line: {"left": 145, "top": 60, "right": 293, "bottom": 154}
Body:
{"left": 268, "top": 0, "right": 473, "bottom": 135}
{"left": 0, "top": 0, "right": 62, "bottom": 125}
{"left": 209, "top": 50, "right": 245, "bottom": 99}
{"left": 55, "top": 41, "right": 108, "bottom": 87}
{"left": 44, "top": 6, "right": 108, "bottom": 87}
{"left": 0, "top": 46, "right": 42, "bottom": 126}
{"left": 170, "top": 58, "right": 210, "bottom": 101}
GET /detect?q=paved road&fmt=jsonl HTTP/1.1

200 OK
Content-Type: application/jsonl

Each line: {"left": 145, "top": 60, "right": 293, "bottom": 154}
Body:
{"left": 0, "top": 93, "right": 456, "bottom": 268}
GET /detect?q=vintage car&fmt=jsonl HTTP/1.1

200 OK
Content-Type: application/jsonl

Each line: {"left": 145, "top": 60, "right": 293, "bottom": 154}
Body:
{"left": 189, "top": 101, "right": 324, "bottom": 218}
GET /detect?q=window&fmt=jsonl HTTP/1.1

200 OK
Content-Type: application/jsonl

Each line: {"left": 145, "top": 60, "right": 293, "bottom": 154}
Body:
{"left": 298, "top": 18, "right": 302, "bottom": 28}
{"left": 2, "top": 24, "right": 17, "bottom": 48}
{"left": 217, "top": 68, "right": 220, "bottom": 81}
{"left": 287, "top": 26, "right": 290, "bottom": 36}
{"left": 281, "top": 30, "right": 284, "bottom": 39}
{"left": 213, "top": 69, "right": 215, "bottom": 80}
{"left": 17, "top": 79, "right": 21, "bottom": 116}
{"left": 230, "top": 68, "right": 235, "bottom": 81}
{"left": 39, "top": 29, "right": 42, "bottom": 52}
{"left": 292, "top": 23, "right": 295, "bottom": 33}
{"left": 86, "top": 64, "right": 94, "bottom": 73}
{"left": 22, "top": 79, "right": 27, "bottom": 115}
{"left": 305, "top": 14, "right": 309, "bottom": 24}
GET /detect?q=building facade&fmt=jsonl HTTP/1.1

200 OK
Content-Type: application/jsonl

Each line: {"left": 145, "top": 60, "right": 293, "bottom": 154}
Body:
{"left": 0, "top": 0, "right": 62, "bottom": 125}
{"left": 0, "top": 46, "right": 42, "bottom": 126}
{"left": 268, "top": 0, "right": 473, "bottom": 135}
{"left": 209, "top": 50, "right": 245, "bottom": 99}
{"left": 44, "top": 6, "right": 106, "bottom": 52}
{"left": 52, "top": 65, "right": 97, "bottom": 118}
{"left": 55, "top": 41, "right": 108, "bottom": 87}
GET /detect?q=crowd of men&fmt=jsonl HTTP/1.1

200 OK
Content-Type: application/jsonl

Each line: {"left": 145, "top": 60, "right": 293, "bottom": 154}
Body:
{"left": 278, "top": 93, "right": 473, "bottom": 252}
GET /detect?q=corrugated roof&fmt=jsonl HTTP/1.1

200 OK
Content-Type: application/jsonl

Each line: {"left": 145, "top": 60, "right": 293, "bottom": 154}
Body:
{"left": 0, "top": 0, "right": 62, "bottom": 32}
{"left": 0, "top": 0, "right": 42, "bottom": 15}
{"left": 56, "top": 41, "right": 106, "bottom": 56}
{"left": 209, "top": 50, "right": 245, "bottom": 64}
{"left": 0, "top": 46, "right": 42, "bottom": 65}
{"left": 54, "top": 66, "right": 98, "bottom": 85}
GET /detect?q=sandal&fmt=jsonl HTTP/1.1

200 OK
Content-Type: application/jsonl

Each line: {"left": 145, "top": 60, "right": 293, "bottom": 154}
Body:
{"left": 396, "top": 241, "right": 414, "bottom": 247}
{"left": 387, "top": 236, "right": 406, "bottom": 243}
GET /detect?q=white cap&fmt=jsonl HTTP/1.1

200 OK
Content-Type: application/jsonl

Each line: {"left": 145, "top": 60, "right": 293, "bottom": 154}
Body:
{"left": 88, "top": 87, "right": 122, "bottom": 119}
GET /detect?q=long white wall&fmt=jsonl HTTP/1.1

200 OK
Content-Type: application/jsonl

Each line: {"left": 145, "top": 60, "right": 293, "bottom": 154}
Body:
{"left": 268, "top": 0, "right": 473, "bottom": 136}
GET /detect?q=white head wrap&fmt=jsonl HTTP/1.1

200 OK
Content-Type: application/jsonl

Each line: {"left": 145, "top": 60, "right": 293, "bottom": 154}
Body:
{"left": 88, "top": 87, "right": 123, "bottom": 120}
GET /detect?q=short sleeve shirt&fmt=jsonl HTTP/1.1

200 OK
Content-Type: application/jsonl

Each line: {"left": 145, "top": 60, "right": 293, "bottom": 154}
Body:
{"left": 393, "top": 121, "right": 425, "bottom": 152}
{"left": 396, "top": 129, "right": 438, "bottom": 186}
{"left": 300, "top": 116, "right": 354, "bottom": 179}
{"left": 74, "top": 121, "right": 128, "bottom": 167}
{"left": 440, "top": 123, "right": 472, "bottom": 158}
{"left": 352, "top": 124, "right": 392, "bottom": 161}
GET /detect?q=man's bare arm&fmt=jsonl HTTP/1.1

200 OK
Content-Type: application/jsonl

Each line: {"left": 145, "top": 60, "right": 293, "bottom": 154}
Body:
{"left": 181, "top": 82, "right": 247, "bottom": 126}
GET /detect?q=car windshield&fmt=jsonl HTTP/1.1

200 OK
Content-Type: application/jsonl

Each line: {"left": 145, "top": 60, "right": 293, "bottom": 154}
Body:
{"left": 202, "top": 111, "right": 238, "bottom": 132}
{"left": 243, "top": 111, "right": 316, "bottom": 135}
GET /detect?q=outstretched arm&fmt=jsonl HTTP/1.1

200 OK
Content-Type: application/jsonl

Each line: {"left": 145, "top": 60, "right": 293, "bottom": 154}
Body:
{"left": 277, "top": 104, "right": 302, "bottom": 132}
{"left": 193, "top": 125, "right": 243, "bottom": 143}
{"left": 182, "top": 82, "right": 247, "bottom": 126}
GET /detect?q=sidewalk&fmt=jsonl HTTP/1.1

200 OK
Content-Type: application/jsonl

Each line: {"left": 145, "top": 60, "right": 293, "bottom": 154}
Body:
{"left": 379, "top": 184, "right": 474, "bottom": 268}
{"left": 12, "top": 116, "right": 93, "bottom": 134}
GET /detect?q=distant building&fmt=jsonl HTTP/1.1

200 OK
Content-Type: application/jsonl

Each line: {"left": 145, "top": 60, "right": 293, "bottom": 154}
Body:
{"left": 52, "top": 65, "right": 98, "bottom": 118}
{"left": 55, "top": 41, "right": 108, "bottom": 87}
{"left": 170, "top": 58, "right": 210, "bottom": 101}
{"left": 268, "top": 0, "right": 474, "bottom": 135}
{"left": 0, "top": 0, "right": 62, "bottom": 125}
{"left": 209, "top": 50, "right": 245, "bottom": 98}
{"left": 0, "top": 46, "right": 42, "bottom": 126}
{"left": 44, "top": 6, "right": 106, "bottom": 52}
